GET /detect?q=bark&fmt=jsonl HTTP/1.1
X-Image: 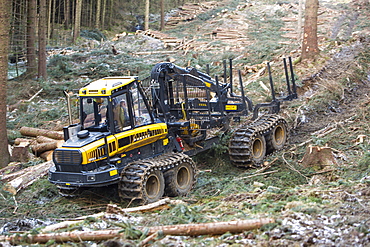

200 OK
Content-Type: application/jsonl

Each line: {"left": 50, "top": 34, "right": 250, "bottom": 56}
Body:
{"left": 101, "top": 0, "right": 107, "bottom": 29}
{"left": 36, "top": 135, "right": 56, "bottom": 143}
{"left": 20, "top": 126, "right": 64, "bottom": 140}
{"left": 26, "top": 0, "right": 38, "bottom": 78}
{"left": 2, "top": 161, "right": 53, "bottom": 195}
{"left": 0, "top": 0, "right": 10, "bottom": 168}
{"left": 73, "top": 0, "right": 82, "bottom": 43}
{"left": 30, "top": 140, "right": 64, "bottom": 155}
{"left": 38, "top": 0, "right": 47, "bottom": 79}
{"left": 64, "top": 0, "right": 71, "bottom": 29}
{"left": 95, "top": 0, "right": 101, "bottom": 29}
{"left": 301, "top": 0, "right": 319, "bottom": 60}
{"left": 0, "top": 163, "right": 22, "bottom": 178}
{"left": 0, "top": 218, "right": 274, "bottom": 244}
{"left": 145, "top": 0, "right": 150, "bottom": 30}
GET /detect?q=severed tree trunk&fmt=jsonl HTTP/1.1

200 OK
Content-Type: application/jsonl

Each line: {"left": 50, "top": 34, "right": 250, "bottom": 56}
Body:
{"left": 20, "top": 126, "right": 64, "bottom": 140}
{"left": 38, "top": 0, "right": 47, "bottom": 79}
{"left": 301, "top": 0, "right": 319, "bottom": 60}
{"left": 0, "top": 0, "right": 10, "bottom": 168}
{"left": 0, "top": 218, "right": 274, "bottom": 244}
{"left": 25, "top": 0, "right": 38, "bottom": 78}
{"left": 73, "top": 0, "right": 83, "bottom": 43}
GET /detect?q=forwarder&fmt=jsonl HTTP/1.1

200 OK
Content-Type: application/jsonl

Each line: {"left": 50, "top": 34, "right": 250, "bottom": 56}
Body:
{"left": 49, "top": 58, "right": 297, "bottom": 203}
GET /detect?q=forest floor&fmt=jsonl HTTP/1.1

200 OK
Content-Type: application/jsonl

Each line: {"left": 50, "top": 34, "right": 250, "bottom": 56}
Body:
{"left": 1, "top": 0, "right": 370, "bottom": 246}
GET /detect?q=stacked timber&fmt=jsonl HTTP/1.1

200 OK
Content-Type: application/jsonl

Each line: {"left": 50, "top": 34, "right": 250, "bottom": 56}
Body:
{"left": 165, "top": 1, "right": 220, "bottom": 29}
{"left": 12, "top": 126, "right": 65, "bottom": 162}
{"left": 136, "top": 30, "right": 183, "bottom": 49}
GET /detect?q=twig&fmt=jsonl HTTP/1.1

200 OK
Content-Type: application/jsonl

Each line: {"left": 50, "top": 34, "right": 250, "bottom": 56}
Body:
{"left": 139, "top": 231, "right": 159, "bottom": 246}
{"left": 12, "top": 196, "right": 18, "bottom": 213}
{"left": 26, "top": 88, "right": 43, "bottom": 102}
{"left": 237, "top": 170, "right": 278, "bottom": 180}
{"left": 282, "top": 152, "right": 310, "bottom": 183}
{"left": 235, "top": 157, "right": 278, "bottom": 180}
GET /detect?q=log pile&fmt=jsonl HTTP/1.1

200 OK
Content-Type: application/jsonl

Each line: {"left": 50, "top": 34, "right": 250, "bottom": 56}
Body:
{"left": 165, "top": 1, "right": 221, "bottom": 28}
{"left": 136, "top": 29, "right": 183, "bottom": 48}
{"left": 11, "top": 127, "right": 64, "bottom": 162}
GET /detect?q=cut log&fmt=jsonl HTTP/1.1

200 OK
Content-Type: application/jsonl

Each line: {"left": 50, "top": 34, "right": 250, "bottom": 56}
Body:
{"left": 2, "top": 161, "right": 54, "bottom": 195}
{"left": 40, "top": 150, "right": 54, "bottom": 161}
{"left": 30, "top": 140, "right": 64, "bottom": 155}
{"left": 20, "top": 126, "right": 64, "bottom": 140}
{"left": 14, "top": 138, "right": 35, "bottom": 146}
{"left": 0, "top": 163, "right": 22, "bottom": 178}
{"left": 0, "top": 218, "right": 274, "bottom": 244}
{"left": 36, "top": 136, "right": 56, "bottom": 143}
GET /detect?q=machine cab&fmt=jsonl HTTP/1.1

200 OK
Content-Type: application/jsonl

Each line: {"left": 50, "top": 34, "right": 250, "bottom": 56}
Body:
{"left": 78, "top": 77, "right": 154, "bottom": 136}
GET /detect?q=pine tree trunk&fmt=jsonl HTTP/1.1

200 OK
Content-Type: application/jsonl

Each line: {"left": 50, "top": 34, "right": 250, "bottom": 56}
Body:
{"left": 301, "top": 0, "right": 319, "bottom": 60}
{"left": 95, "top": 0, "right": 101, "bottom": 29}
{"left": 65, "top": 0, "right": 71, "bottom": 29}
{"left": 0, "top": 0, "right": 10, "bottom": 168}
{"left": 73, "top": 0, "right": 82, "bottom": 43}
{"left": 101, "top": 0, "right": 106, "bottom": 29}
{"left": 26, "top": 0, "right": 38, "bottom": 78}
{"left": 38, "top": 0, "right": 47, "bottom": 79}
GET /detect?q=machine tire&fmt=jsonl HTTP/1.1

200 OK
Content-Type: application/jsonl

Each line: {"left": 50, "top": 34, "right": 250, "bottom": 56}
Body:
{"left": 250, "top": 134, "right": 266, "bottom": 164}
{"left": 266, "top": 120, "right": 287, "bottom": 154}
{"left": 164, "top": 161, "right": 195, "bottom": 197}
{"left": 270, "top": 121, "right": 287, "bottom": 150}
{"left": 142, "top": 170, "right": 165, "bottom": 204}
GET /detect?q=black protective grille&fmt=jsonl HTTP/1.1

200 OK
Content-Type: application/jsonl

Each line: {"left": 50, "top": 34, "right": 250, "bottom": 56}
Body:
{"left": 53, "top": 149, "right": 82, "bottom": 166}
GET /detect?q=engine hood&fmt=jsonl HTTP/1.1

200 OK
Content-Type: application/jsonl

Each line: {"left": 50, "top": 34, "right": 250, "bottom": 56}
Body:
{"left": 62, "top": 131, "right": 109, "bottom": 148}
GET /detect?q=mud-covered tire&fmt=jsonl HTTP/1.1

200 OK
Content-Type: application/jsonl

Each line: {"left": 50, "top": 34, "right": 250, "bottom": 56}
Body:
{"left": 164, "top": 161, "right": 195, "bottom": 197}
{"left": 250, "top": 134, "right": 267, "bottom": 164}
{"left": 142, "top": 170, "right": 165, "bottom": 204}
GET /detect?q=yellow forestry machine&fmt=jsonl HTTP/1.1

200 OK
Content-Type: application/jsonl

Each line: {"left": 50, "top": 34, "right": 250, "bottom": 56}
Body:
{"left": 49, "top": 57, "right": 297, "bottom": 203}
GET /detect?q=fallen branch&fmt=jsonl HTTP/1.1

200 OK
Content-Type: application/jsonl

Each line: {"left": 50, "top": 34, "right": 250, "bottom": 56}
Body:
{"left": 237, "top": 170, "right": 278, "bottom": 180}
{"left": 107, "top": 198, "right": 185, "bottom": 214}
{"left": 0, "top": 218, "right": 275, "bottom": 244}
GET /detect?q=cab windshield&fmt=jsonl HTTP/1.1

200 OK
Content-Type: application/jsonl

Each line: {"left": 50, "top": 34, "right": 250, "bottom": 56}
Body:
{"left": 81, "top": 97, "right": 109, "bottom": 129}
